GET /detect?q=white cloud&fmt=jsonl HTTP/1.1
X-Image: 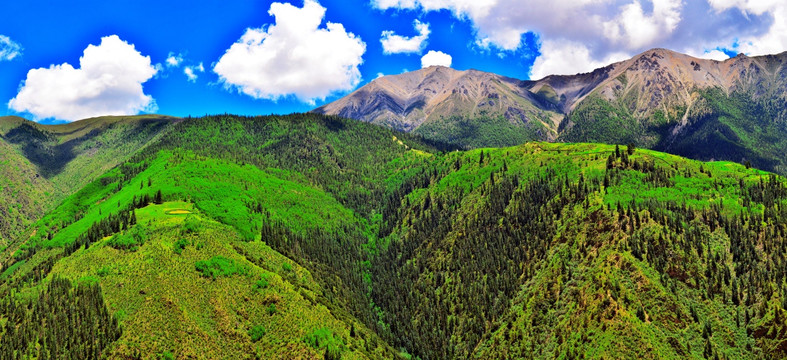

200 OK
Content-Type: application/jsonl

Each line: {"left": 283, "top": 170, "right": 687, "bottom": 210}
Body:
{"left": 530, "top": 40, "right": 628, "bottom": 79}
{"left": 708, "top": 1, "right": 787, "bottom": 56}
{"left": 0, "top": 35, "right": 22, "bottom": 61}
{"left": 214, "top": 0, "right": 366, "bottom": 104}
{"left": 381, "top": 20, "right": 430, "bottom": 54}
{"left": 373, "top": 0, "right": 787, "bottom": 79}
{"left": 707, "top": 0, "right": 782, "bottom": 15}
{"left": 166, "top": 52, "right": 183, "bottom": 67}
{"left": 421, "top": 50, "right": 452, "bottom": 67}
{"left": 8, "top": 35, "right": 158, "bottom": 122}
{"left": 184, "top": 62, "right": 205, "bottom": 82}
{"left": 685, "top": 48, "right": 730, "bottom": 61}
{"left": 602, "top": 0, "right": 682, "bottom": 49}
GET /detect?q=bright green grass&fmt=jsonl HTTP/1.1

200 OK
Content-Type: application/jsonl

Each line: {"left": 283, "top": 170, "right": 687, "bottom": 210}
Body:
{"left": 26, "top": 149, "right": 361, "bottom": 251}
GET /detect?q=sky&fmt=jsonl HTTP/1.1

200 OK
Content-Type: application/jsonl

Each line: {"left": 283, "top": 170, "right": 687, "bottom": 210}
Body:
{"left": 0, "top": 0, "right": 784, "bottom": 122}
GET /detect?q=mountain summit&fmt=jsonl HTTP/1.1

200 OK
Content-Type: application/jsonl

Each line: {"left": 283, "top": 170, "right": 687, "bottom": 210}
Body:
{"left": 316, "top": 49, "right": 787, "bottom": 173}
{"left": 314, "top": 66, "right": 562, "bottom": 147}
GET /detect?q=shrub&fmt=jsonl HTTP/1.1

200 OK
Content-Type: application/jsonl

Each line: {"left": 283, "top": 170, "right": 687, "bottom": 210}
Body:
{"left": 255, "top": 274, "right": 270, "bottom": 291}
{"left": 174, "top": 239, "right": 189, "bottom": 254}
{"left": 248, "top": 325, "right": 266, "bottom": 342}
{"left": 282, "top": 263, "right": 293, "bottom": 272}
{"left": 304, "top": 327, "right": 344, "bottom": 355}
{"left": 107, "top": 226, "right": 147, "bottom": 251}
{"left": 182, "top": 216, "right": 202, "bottom": 234}
{"left": 194, "top": 256, "right": 248, "bottom": 279}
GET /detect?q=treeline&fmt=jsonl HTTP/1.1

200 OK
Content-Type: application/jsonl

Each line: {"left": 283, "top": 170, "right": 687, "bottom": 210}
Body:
{"left": 0, "top": 277, "right": 121, "bottom": 360}
{"left": 63, "top": 195, "right": 154, "bottom": 256}
{"left": 371, "top": 166, "right": 597, "bottom": 359}
{"left": 132, "top": 113, "right": 454, "bottom": 219}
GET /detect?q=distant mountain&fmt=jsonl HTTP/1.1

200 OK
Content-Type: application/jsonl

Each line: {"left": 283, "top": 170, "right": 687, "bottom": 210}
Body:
{"left": 316, "top": 49, "right": 787, "bottom": 173}
{"left": 313, "top": 66, "right": 563, "bottom": 148}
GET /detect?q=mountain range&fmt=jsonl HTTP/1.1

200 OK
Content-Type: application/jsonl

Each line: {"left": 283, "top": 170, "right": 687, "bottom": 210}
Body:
{"left": 315, "top": 48, "right": 787, "bottom": 174}
{"left": 1, "top": 49, "right": 787, "bottom": 360}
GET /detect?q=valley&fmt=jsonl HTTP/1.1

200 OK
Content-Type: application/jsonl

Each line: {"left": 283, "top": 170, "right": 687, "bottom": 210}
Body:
{"left": 2, "top": 113, "right": 787, "bottom": 359}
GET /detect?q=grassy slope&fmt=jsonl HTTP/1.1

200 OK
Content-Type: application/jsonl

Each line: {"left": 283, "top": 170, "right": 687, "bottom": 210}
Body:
{"left": 1, "top": 149, "right": 401, "bottom": 358}
{"left": 0, "top": 115, "right": 175, "bottom": 199}
{"left": 0, "top": 138, "right": 54, "bottom": 248}
{"left": 52, "top": 201, "right": 386, "bottom": 359}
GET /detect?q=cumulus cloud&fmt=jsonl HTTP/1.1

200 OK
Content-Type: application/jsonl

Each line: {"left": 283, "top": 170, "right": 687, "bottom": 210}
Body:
{"left": 530, "top": 40, "right": 629, "bottom": 79}
{"left": 373, "top": 0, "right": 787, "bottom": 78}
{"left": 602, "top": 0, "right": 682, "bottom": 49}
{"left": 184, "top": 62, "right": 205, "bottom": 82}
{"left": 0, "top": 35, "right": 22, "bottom": 61}
{"left": 685, "top": 48, "right": 730, "bottom": 61}
{"left": 8, "top": 35, "right": 157, "bottom": 122}
{"left": 166, "top": 52, "right": 183, "bottom": 67}
{"left": 421, "top": 50, "right": 452, "bottom": 68}
{"left": 706, "top": 1, "right": 787, "bottom": 56}
{"left": 381, "top": 20, "right": 430, "bottom": 54}
{"left": 214, "top": 0, "right": 366, "bottom": 104}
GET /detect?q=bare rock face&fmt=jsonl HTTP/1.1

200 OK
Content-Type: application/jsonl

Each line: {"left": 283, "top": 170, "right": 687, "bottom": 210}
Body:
{"left": 315, "top": 49, "right": 787, "bottom": 159}
{"left": 530, "top": 49, "right": 787, "bottom": 118}
{"left": 313, "top": 66, "right": 563, "bottom": 140}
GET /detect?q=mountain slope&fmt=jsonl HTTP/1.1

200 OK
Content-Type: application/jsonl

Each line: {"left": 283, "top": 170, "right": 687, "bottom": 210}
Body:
{"left": 2, "top": 114, "right": 787, "bottom": 359}
{"left": 316, "top": 49, "right": 787, "bottom": 174}
{"left": 314, "top": 66, "right": 563, "bottom": 148}
{"left": 0, "top": 136, "right": 54, "bottom": 247}
{"left": 0, "top": 115, "right": 177, "bottom": 196}
{"left": 0, "top": 115, "right": 176, "bottom": 246}
{"left": 1, "top": 114, "right": 445, "bottom": 359}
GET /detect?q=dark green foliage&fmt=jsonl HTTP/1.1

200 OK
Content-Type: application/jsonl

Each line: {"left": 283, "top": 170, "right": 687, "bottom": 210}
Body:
{"left": 305, "top": 327, "right": 344, "bottom": 358}
{"left": 194, "top": 256, "right": 248, "bottom": 279}
{"left": 254, "top": 274, "right": 270, "bottom": 290}
{"left": 134, "top": 113, "right": 452, "bottom": 219}
{"left": 6, "top": 114, "right": 787, "bottom": 359}
{"left": 182, "top": 216, "right": 201, "bottom": 234}
{"left": 173, "top": 238, "right": 189, "bottom": 255}
{"left": 0, "top": 277, "right": 121, "bottom": 359}
{"left": 107, "top": 225, "right": 147, "bottom": 251}
{"left": 248, "top": 325, "right": 266, "bottom": 342}
{"left": 560, "top": 95, "right": 655, "bottom": 146}
{"left": 414, "top": 114, "right": 546, "bottom": 149}
{"left": 63, "top": 200, "right": 150, "bottom": 256}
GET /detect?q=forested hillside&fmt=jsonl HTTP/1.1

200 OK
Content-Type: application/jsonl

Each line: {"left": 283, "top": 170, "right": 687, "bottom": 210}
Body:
{"left": 2, "top": 114, "right": 787, "bottom": 359}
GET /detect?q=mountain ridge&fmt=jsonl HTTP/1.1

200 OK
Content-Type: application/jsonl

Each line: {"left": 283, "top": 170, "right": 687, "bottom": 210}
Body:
{"left": 315, "top": 49, "right": 787, "bottom": 173}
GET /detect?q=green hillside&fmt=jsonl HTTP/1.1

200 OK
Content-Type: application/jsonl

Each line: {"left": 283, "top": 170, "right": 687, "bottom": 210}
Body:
{"left": 0, "top": 115, "right": 176, "bottom": 196}
{"left": 2, "top": 114, "right": 787, "bottom": 359}
{"left": 560, "top": 88, "right": 787, "bottom": 176}
{"left": 0, "top": 115, "right": 175, "bottom": 246}
{"left": 0, "top": 137, "right": 54, "bottom": 248}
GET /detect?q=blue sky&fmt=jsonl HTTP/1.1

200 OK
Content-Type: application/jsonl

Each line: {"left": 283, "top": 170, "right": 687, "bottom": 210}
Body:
{"left": 0, "top": 0, "right": 783, "bottom": 122}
